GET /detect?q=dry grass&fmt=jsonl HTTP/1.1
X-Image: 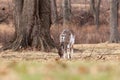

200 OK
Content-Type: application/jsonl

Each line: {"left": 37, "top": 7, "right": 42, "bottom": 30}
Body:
{"left": 51, "top": 24, "right": 112, "bottom": 44}
{"left": 0, "top": 43, "right": 120, "bottom": 61}
{"left": 0, "top": 43, "right": 120, "bottom": 80}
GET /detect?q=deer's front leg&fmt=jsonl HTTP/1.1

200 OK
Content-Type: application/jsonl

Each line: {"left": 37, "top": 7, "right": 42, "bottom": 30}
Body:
{"left": 67, "top": 45, "right": 71, "bottom": 59}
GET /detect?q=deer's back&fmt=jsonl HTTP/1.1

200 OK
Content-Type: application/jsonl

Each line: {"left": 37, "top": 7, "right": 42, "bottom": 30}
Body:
{"left": 60, "top": 29, "right": 74, "bottom": 44}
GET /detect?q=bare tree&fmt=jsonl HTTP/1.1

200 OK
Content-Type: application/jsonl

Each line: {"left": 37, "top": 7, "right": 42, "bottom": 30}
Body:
{"left": 2, "top": 0, "right": 56, "bottom": 51}
{"left": 62, "top": 0, "right": 71, "bottom": 26}
{"left": 51, "top": 0, "right": 58, "bottom": 25}
{"left": 90, "top": 0, "right": 101, "bottom": 29}
{"left": 109, "top": 0, "right": 119, "bottom": 43}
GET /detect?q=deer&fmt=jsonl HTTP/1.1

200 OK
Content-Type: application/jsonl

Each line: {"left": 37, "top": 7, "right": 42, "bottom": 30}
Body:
{"left": 58, "top": 29, "right": 75, "bottom": 59}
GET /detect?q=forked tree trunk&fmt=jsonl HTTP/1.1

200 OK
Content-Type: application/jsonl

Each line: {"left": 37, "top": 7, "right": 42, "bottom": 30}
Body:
{"left": 109, "top": 0, "right": 120, "bottom": 43}
{"left": 2, "top": 0, "right": 56, "bottom": 51}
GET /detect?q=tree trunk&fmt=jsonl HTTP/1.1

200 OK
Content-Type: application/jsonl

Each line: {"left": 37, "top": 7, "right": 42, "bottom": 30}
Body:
{"left": 89, "top": 0, "right": 101, "bottom": 29}
{"left": 89, "top": 0, "right": 95, "bottom": 14}
{"left": 50, "top": 0, "right": 58, "bottom": 25}
{"left": 62, "top": 0, "right": 71, "bottom": 26}
{"left": 109, "top": 0, "right": 120, "bottom": 43}
{"left": 2, "top": 0, "right": 56, "bottom": 51}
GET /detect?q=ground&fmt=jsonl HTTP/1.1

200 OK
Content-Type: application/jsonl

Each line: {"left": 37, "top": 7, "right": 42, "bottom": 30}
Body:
{"left": 0, "top": 44, "right": 120, "bottom": 80}
{"left": 0, "top": 43, "right": 120, "bottom": 61}
{"left": 0, "top": 17, "right": 120, "bottom": 80}
{"left": 0, "top": 0, "right": 120, "bottom": 80}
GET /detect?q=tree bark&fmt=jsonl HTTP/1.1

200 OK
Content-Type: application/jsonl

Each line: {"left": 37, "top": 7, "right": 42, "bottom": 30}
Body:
{"left": 109, "top": 0, "right": 120, "bottom": 43}
{"left": 2, "top": 0, "right": 56, "bottom": 52}
{"left": 50, "top": 0, "right": 58, "bottom": 25}
{"left": 89, "top": 0, "right": 101, "bottom": 29}
{"left": 62, "top": 0, "right": 71, "bottom": 26}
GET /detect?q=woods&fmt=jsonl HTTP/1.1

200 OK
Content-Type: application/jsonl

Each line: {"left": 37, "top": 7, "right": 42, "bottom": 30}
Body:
{"left": 0, "top": 0, "right": 120, "bottom": 80}
{"left": 0, "top": 0, "right": 119, "bottom": 51}
{"left": 0, "top": 0, "right": 119, "bottom": 52}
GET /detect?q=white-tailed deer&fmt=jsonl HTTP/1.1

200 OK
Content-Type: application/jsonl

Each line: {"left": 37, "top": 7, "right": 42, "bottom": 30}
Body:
{"left": 58, "top": 29, "right": 75, "bottom": 59}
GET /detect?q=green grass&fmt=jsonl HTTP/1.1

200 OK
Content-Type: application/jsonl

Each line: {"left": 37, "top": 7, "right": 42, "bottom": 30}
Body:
{"left": 0, "top": 60, "right": 119, "bottom": 80}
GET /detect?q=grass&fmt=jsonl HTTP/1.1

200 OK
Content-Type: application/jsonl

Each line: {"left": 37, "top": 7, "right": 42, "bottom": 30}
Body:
{"left": 0, "top": 43, "right": 120, "bottom": 80}
{"left": 0, "top": 1, "right": 120, "bottom": 80}
{"left": 0, "top": 60, "right": 120, "bottom": 80}
{"left": 51, "top": 24, "right": 112, "bottom": 44}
